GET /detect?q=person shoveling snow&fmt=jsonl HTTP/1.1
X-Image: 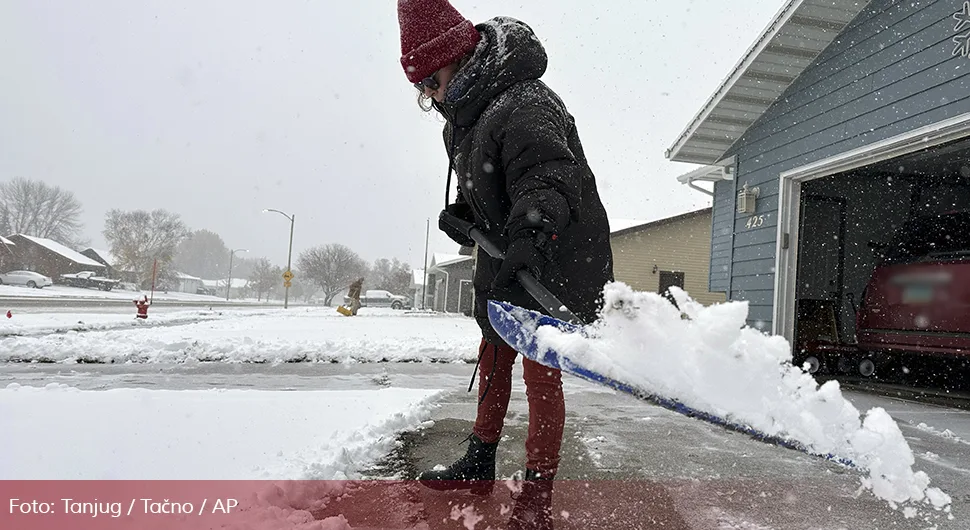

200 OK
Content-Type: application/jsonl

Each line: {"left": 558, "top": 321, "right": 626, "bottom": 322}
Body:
{"left": 397, "top": 0, "right": 615, "bottom": 527}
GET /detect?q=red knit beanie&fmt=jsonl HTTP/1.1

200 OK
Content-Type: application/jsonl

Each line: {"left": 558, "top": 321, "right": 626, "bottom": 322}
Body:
{"left": 398, "top": 0, "right": 481, "bottom": 84}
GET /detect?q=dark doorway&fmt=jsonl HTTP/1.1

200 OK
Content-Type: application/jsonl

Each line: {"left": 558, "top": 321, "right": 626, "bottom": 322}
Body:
{"left": 794, "top": 195, "right": 848, "bottom": 348}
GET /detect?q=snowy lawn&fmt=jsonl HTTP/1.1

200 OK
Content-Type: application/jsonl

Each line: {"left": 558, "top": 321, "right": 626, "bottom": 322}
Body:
{"left": 0, "top": 383, "right": 441, "bottom": 480}
{"left": 0, "top": 308, "right": 282, "bottom": 338}
{"left": 0, "top": 307, "right": 482, "bottom": 363}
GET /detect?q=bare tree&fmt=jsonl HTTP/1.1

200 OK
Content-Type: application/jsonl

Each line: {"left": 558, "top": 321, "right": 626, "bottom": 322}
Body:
{"left": 0, "top": 178, "right": 86, "bottom": 247}
{"left": 103, "top": 209, "right": 191, "bottom": 289}
{"left": 286, "top": 271, "right": 319, "bottom": 303}
{"left": 248, "top": 257, "right": 282, "bottom": 301}
{"left": 297, "top": 244, "right": 368, "bottom": 306}
{"left": 367, "top": 258, "right": 413, "bottom": 295}
{"left": 174, "top": 229, "right": 231, "bottom": 279}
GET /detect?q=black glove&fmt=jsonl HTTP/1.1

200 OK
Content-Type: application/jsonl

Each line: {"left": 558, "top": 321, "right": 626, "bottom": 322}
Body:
{"left": 439, "top": 202, "right": 476, "bottom": 248}
{"left": 493, "top": 232, "right": 555, "bottom": 289}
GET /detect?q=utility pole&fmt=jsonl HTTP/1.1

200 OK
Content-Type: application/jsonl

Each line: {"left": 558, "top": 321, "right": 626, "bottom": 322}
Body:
{"left": 421, "top": 218, "right": 429, "bottom": 310}
{"left": 226, "top": 248, "right": 248, "bottom": 301}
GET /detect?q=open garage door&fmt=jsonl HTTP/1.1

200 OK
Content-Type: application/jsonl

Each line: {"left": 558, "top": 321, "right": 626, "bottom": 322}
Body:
{"left": 786, "top": 135, "right": 970, "bottom": 378}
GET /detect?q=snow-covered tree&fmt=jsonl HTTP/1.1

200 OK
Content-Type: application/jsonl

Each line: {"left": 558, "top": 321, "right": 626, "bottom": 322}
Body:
{"left": 102, "top": 209, "right": 190, "bottom": 289}
{"left": 248, "top": 257, "right": 282, "bottom": 301}
{"left": 174, "top": 229, "right": 231, "bottom": 279}
{"left": 367, "top": 258, "right": 412, "bottom": 295}
{"left": 297, "top": 244, "right": 368, "bottom": 306}
{"left": 0, "top": 178, "right": 87, "bottom": 247}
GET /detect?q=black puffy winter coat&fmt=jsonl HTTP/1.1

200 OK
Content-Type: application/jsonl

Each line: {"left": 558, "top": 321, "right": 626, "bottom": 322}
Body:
{"left": 435, "top": 17, "right": 614, "bottom": 344}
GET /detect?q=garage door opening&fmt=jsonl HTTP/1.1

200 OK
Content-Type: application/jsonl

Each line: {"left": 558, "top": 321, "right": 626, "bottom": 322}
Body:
{"left": 789, "top": 136, "right": 970, "bottom": 380}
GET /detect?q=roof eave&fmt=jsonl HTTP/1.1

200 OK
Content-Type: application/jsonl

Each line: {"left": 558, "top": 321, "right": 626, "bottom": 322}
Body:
{"left": 665, "top": 0, "right": 870, "bottom": 165}
{"left": 665, "top": 0, "right": 803, "bottom": 164}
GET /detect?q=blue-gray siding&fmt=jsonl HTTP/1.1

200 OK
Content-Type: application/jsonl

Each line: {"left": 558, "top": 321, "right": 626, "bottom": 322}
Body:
{"left": 715, "top": 0, "right": 970, "bottom": 329}
{"left": 709, "top": 179, "right": 734, "bottom": 293}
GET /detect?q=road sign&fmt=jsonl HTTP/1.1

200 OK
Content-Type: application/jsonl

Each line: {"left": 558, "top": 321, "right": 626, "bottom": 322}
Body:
{"left": 283, "top": 270, "right": 294, "bottom": 281}
{"left": 283, "top": 280, "right": 292, "bottom": 288}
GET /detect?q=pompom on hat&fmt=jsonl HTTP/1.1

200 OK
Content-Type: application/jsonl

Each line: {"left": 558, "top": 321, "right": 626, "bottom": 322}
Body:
{"left": 398, "top": 0, "right": 481, "bottom": 84}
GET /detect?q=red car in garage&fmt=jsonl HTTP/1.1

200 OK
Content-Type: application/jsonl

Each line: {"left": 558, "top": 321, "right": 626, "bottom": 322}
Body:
{"left": 855, "top": 211, "right": 970, "bottom": 362}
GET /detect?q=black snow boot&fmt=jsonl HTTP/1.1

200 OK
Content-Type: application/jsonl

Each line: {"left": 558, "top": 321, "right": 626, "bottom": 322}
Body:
{"left": 417, "top": 433, "right": 497, "bottom": 495}
{"left": 507, "top": 469, "right": 554, "bottom": 530}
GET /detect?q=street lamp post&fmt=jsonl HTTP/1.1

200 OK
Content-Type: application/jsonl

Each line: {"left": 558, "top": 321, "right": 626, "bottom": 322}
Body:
{"left": 263, "top": 208, "right": 295, "bottom": 309}
{"left": 226, "top": 248, "right": 249, "bottom": 301}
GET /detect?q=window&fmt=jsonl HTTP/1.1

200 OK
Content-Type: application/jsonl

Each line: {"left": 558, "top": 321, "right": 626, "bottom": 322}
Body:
{"left": 659, "top": 271, "right": 685, "bottom": 307}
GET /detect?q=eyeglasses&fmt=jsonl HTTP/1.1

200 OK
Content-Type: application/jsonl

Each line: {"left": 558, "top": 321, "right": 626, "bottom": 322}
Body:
{"left": 414, "top": 71, "right": 440, "bottom": 92}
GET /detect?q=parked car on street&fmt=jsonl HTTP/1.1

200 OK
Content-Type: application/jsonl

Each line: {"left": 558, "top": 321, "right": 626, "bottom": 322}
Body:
{"left": 0, "top": 270, "right": 54, "bottom": 289}
{"left": 344, "top": 289, "right": 411, "bottom": 310}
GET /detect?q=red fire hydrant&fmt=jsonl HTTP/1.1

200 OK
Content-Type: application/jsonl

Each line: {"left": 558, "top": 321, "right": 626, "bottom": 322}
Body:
{"left": 134, "top": 296, "right": 150, "bottom": 319}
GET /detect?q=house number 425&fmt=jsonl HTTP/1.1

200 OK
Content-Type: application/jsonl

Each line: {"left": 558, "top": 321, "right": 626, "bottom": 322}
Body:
{"left": 745, "top": 215, "right": 766, "bottom": 229}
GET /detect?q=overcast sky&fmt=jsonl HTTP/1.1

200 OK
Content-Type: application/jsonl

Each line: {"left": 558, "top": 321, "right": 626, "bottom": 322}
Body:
{"left": 0, "top": 0, "right": 782, "bottom": 272}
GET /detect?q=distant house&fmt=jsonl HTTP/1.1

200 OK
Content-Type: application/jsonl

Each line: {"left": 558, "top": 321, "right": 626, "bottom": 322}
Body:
{"left": 5, "top": 234, "right": 106, "bottom": 279}
{"left": 0, "top": 236, "right": 17, "bottom": 272}
{"left": 80, "top": 248, "right": 138, "bottom": 283}
{"left": 174, "top": 272, "right": 204, "bottom": 294}
{"left": 203, "top": 278, "right": 249, "bottom": 299}
{"left": 427, "top": 252, "right": 474, "bottom": 315}
{"left": 609, "top": 209, "right": 726, "bottom": 307}
{"left": 409, "top": 269, "right": 428, "bottom": 310}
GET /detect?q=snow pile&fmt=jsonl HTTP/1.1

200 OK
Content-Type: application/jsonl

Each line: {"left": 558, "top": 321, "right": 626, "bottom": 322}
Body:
{"left": 0, "top": 383, "right": 442, "bottom": 529}
{"left": 0, "top": 308, "right": 481, "bottom": 363}
{"left": 526, "top": 282, "right": 952, "bottom": 517}
{"left": 0, "top": 308, "right": 277, "bottom": 338}
{"left": 915, "top": 423, "right": 970, "bottom": 446}
{"left": 0, "top": 383, "right": 441, "bottom": 479}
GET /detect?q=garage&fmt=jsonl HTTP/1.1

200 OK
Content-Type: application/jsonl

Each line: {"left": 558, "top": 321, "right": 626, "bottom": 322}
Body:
{"left": 665, "top": 0, "right": 970, "bottom": 384}
{"left": 789, "top": 135, "right": 970, "bottom": 377}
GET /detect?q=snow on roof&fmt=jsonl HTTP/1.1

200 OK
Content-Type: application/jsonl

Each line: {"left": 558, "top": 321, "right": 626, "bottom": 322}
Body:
{"left": 609, "top": 218, "right": 652, "bottom": 233}
{"left": 85, "top": 248, "right": 119, "bottom": 267}
{"left": 1, "top": 236, "right": 15, "bottom": 246}
{"left": 611, "top": 209, "right": 712, "bottom": 236}
{"left": 17, "top": 235, "right": 104, "bottom": 268}
{"left": 175, "top": 272, "right": 202, "bottom": 281}
{"left": 431, "top": 253, "right": 471, "bottom": 268}
{"left": 203, "top": 278, "right": 249, "bottom": 289}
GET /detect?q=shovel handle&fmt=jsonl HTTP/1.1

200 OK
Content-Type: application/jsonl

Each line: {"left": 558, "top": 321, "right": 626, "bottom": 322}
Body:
{"left": 439, "top": 211, "right": 585, "bottom": 325}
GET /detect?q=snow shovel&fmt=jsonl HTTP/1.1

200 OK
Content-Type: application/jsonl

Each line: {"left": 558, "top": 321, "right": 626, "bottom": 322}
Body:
{"left": 443, "top": 211, "right": 863, "bottom": 469}
{"left": 438, "top": 211, "right": 584, "bottom": 325}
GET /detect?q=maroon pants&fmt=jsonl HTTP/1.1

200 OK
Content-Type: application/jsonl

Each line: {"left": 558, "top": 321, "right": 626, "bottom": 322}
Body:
{"left": 472, "top": 338, "right": 565, "bottom": 477}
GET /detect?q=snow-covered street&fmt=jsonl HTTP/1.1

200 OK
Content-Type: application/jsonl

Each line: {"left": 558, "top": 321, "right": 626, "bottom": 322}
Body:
{"left": 0, "top": 307, "right": 481, "bottom": 363}
{"left": 1, "top": 301, "right": 968, "bottom": 529}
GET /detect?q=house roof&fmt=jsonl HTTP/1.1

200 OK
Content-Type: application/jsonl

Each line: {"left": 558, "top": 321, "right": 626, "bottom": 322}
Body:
{"left": 428, "top": 253, "right": 473, "bottom": 272}
{"left": 431, "top": 253, "right": 472, "bottom": 268}
{"left": 85, "top": 248, "right": 118, "bottom": 267}
{"left": 665, "top": 0, "right": 870, "bottom": 165}
{"left": 610, "top": 208, "right": 712, "bottom": 238}
{"left": 609, "top": 219, "right": 653, "bottom": 233}
{"left": 203, "top": 278, "right": 249, "bottom": 289}
{"left": 15, "top": 234, "right": 105, "bottom": 268}
{"left": 175, "top": 272, "right": 202, "bottom": 281}
{"left": 1, "top": 236, "right": 15, "bottom": 246}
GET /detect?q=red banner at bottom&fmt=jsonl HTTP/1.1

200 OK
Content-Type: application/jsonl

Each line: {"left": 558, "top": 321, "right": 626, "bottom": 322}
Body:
{"left": 0, "top": 479, "right": 693, "bottom": 529}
